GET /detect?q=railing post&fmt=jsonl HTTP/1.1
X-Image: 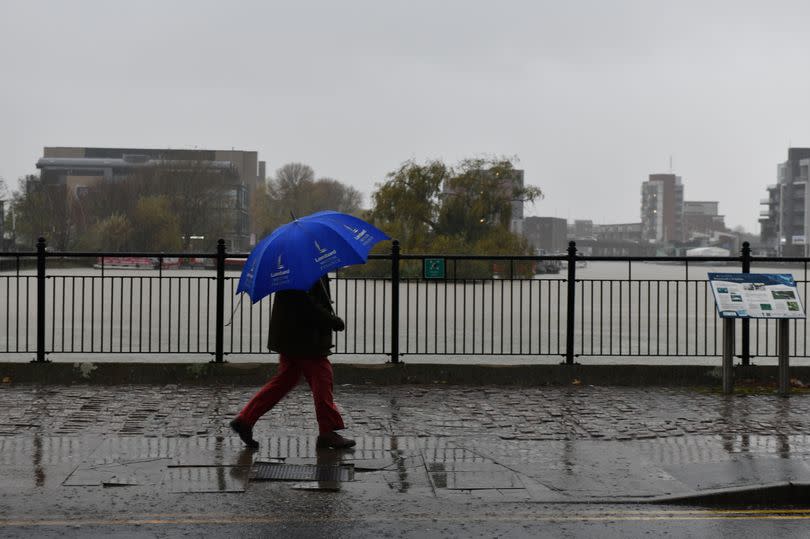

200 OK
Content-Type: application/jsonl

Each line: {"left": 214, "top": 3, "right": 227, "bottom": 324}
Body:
{"left": 565, "top": 241, "right": 577, "bottom": 365}
{"left": 741, "top": 241, "right": 751, "bottom": 366}
{"left": 390, "top": 240, "right": 400, "bottom": 364}
{"left": 214, "top": 239, "right": 226, "bottom": 363}
{"left": 34, "top": 237, "right": 47, "bottom": 363}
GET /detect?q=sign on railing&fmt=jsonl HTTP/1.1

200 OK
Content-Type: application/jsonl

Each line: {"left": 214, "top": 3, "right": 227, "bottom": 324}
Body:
{"left": 423, "top": 258, "right": 445, "bottom": 279}
{"left": 708, "top": 273, "right": 806, "bottom": 319}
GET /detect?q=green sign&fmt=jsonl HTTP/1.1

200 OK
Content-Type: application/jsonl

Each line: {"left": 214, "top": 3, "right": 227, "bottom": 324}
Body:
{"left": 423, "top": 258, "right": 445, "bottom": 279}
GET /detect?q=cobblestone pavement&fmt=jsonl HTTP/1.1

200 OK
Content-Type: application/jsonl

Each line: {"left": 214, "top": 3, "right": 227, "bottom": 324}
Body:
{"left": 2, "top": 384, "right": 809, "bottom": 441}
{"left": 2, "top": 383, "right": 810, "bottom": 535}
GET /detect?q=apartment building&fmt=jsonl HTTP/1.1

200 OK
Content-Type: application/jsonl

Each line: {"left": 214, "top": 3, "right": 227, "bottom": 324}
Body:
{"left": 641, "top": 173, "right": 684, "bottom": 244}
{"left": 760, "top": 148, "right": 810, "bottom": 256}
{"left": 36, "top": 147, "right": 265, "bottom": 250}
{"left": 683, "top": 201, "right": 726, "bottom": 240}
{"left": 523, "top": 216, "right": 567, "bottom": 253}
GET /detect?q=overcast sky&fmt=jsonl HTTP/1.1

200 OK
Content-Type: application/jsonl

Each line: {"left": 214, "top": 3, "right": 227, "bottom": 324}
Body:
{"left": 2, "top": 0, "right": 809, "bottom": 233}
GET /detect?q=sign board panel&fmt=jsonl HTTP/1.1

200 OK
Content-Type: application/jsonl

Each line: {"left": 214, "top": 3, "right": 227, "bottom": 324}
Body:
{"left": 423, "top": 258, "right": 445, "bottom": 279}
{"left": 708, "top": 273, "right": 806, "bottom": 319}
{"left": 793, "top": 235, "right": 806, "bottom": 245}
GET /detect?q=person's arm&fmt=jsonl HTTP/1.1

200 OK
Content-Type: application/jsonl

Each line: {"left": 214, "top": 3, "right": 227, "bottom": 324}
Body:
{"left": 302, "top": 280, "right": 345, "bottom": 331}
{"left": 303, "top": 292, "right": 344, "bottom": 330}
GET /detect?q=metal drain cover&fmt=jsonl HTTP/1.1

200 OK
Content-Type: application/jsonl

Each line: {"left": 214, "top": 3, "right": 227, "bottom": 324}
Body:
{"left": 252, "top": 462, "right": 354, "bottom": 482}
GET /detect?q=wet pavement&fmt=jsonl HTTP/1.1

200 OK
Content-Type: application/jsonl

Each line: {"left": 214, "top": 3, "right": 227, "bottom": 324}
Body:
{"left": 3, "top": 383, "right": 810, "bottom": 536}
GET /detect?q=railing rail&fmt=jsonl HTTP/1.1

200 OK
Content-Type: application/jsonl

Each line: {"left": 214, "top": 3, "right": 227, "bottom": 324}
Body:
{"left": 5, "top": 239, "right": 808, "bottom": 364}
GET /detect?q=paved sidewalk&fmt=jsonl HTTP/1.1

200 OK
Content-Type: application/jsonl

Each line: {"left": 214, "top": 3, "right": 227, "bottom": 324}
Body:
{"left": 2, "top": 383, "right": 810, "bottom": 533}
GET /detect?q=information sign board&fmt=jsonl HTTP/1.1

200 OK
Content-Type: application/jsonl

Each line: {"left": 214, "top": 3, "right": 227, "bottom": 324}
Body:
{"left": 708, "top": 273, "right": 806, "bottom": 319}
{"left": 423, "top": 258, "right": 445, "bottom": 279}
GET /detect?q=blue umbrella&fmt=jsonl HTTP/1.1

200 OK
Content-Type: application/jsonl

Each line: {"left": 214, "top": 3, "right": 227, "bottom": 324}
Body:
{"left": 237, "top": 210, "right": 391, "bottom": 303}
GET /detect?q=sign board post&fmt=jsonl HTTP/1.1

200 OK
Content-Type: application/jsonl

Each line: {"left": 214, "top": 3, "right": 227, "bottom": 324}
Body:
{"left": 778, "top": 319, "right": 790, "bottom": 396}
{"left": 722, "top": 318, "right": 734, "bottom": 394}
{"left": 708, "top": 273, "right": 806, "bottom": 396}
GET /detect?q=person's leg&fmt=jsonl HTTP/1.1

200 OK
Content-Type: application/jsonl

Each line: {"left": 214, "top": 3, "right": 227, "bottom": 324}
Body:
{"left": 300, "top": 356, "right": 354, "bottom": 448}
{"left": 300, "top": 356, "right": 344, "bottom": 433}
{"left": 237, "top": 354, "right": 302, "bottom": 425}
{"left": 231, "top": 355, "right": 301, "bottom": 447}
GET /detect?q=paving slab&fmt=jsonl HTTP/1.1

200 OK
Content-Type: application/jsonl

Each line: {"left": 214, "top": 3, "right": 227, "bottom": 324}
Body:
{"left": 2, "top": 383, "right": 810, "bottom": 526}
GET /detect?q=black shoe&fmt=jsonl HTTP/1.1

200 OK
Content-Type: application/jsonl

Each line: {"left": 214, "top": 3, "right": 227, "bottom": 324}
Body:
{"left": 230, "top": 418, "right": 259, "bottom": 449}
{"left": 316, "top": 431, "right": 356, "bottom": 449}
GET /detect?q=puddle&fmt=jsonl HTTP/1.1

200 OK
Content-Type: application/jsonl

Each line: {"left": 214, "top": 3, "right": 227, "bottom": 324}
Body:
{"left": 63, "top": 458, "right": 171, "bottom": 486}
{"left": 430, "top": 470, "right": 525, "bottom": 490}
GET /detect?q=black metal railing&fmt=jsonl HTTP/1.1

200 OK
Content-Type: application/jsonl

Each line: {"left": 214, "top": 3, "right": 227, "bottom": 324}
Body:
{"left": 1, "top": 238, "right": 808, "bottom": 364}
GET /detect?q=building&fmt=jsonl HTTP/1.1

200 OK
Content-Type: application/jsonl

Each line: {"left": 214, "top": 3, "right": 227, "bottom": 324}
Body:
{"left": 595, "top": 222, "right": 642, "bottom": 243}
{"left": 641, "top": 173, "right": 684, "bottom": 244}
{"left": 36, "top": 147, "right": 265, "bottom": 251}
{"left": 571, "top": 220, "right": 595, "bottom": 239}
{"left": 568, "top": 222, "right": 650, "bottom": 256}
{"left": 683, "top": 201, "right": 726, "bottom": 241}
{"left": 523, "top": 216, "right": 567, "bottom": 253}
{"left": 760, "top": 148, "right": 810, "bottom": 256}
{"left": 506, "top": 169, "right": 525, "bottom": 235}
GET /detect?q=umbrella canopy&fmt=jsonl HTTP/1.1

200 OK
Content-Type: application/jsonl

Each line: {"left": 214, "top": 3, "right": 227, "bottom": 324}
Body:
{"left": 237, "top": 210, "right": 390, "bottom": 303}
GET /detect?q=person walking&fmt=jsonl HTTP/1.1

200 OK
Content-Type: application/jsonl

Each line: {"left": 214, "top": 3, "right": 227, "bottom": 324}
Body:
{"left": 230, "top": 275, "right": 355, "bottom": 449}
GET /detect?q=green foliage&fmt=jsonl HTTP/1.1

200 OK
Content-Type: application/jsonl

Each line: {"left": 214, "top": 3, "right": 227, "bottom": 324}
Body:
{"left": 369, "top": 156, "right": 542, "bottom": 256}
{"left": 370, "top": 160, "right": 448, "bottom": 251}
{"left": 131, "top": 196, "right": 182, "bottom": 251}
{"left": 345, "top": 156, "right": 543, "bottom": 279}
{"left": 127, "top": 161, "right": 235, "bottom": 251}
{"left": 11, "top": 175, "right": 71, "bottom": 249}
{"left": 82, "top": 214, "right": 132, "bottom": 252}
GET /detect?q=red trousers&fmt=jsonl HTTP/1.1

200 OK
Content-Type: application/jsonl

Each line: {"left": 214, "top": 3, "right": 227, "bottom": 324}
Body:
{"left": 237, "top": 354, "right": 345, "bottom": 435}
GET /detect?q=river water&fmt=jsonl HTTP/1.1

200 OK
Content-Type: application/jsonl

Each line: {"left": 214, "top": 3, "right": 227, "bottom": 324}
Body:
{"left": 1, "top": 260, "right": 808, "bottom": 365}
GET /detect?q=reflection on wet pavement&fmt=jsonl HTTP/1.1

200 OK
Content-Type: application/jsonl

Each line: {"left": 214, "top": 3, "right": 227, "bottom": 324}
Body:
{"left": 163, "top": 465, "right": 250, "bottom": 493}
{"left": 6, "top": 431, "right": 810, "bottom": 500}
{"left": 4, "top": 385, "right": 810, "bottom": 506}
{"left": 63, "top": 457, "right": 170, "bottom": 486}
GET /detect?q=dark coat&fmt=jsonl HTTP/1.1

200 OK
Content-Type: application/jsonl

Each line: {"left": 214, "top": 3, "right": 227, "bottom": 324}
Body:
{"left": 267, "top": 276, "right": 344, "bottom": 357}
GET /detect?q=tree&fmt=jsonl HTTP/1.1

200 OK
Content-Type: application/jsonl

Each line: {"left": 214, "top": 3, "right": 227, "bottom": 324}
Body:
{"left": 439, "top": 158, "right": 543, "bottom": 244}
{"left": 252, "top": 181, "right": 276, "bottom": 238}
{"left": 369, "top": 157, "right": 542, "bottom": 254}
{"left": 76, "top": 174, "right": 142, "bottom": 240}
{"left": 75, "top": 160, "right": 237, "bottom": 251}
{"left": 255, "top": 163, "right": 365, "bottom": 238}
{"left": 84, "top": 214, "right": 132, "bottom": 252}
{"left": 275, "top": 162, "right": 315, "bottom": 192}
{"left": 140, "top": 161, "right": 237, "bottom": 251}
{"left": 262, "top": 163, "right": 316, "bottom": 231}
{"left": 130, "top": 195, "right": 182, "bottom": 251}
{"left": 310, "top": 178, "right": 363, "bottom": 214}
{"left": 370, "top": 160, "right": 450, "bottom": 250}
{"left": 11, "top": 175, "right": 71, "bottom": 249}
